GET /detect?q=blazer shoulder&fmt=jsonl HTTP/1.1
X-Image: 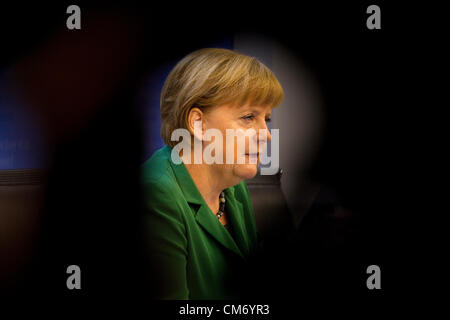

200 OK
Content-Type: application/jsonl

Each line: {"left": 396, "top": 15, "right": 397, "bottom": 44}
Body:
{"left": 141, "top": 147, "right": 186, "bottom": 218}
{"left": 141, "top": 146, "right": 172, "bottom": 184}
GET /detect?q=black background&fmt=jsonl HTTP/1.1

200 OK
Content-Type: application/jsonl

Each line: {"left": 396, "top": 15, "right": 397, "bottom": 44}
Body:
{"left": 0, "top": 1, "right": 432, "bottom": 316}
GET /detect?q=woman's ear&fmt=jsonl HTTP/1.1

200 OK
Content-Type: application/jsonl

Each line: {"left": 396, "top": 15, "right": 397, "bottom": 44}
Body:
{"left": 187, "top": 107, "right": 205, "bottom": 141}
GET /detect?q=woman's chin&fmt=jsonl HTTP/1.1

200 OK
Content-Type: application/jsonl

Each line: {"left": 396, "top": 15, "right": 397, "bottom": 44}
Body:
{"left": 234, "top": 164, "right": 258, "bottom": 180}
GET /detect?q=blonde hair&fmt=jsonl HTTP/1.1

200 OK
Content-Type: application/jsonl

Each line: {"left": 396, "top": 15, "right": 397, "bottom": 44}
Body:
{"left": 160, "top": 48, "right": 284, "bottom": 147}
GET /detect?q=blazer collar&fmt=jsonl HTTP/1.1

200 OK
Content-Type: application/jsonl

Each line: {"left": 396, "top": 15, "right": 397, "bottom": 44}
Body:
{"left": 164, "top": 145, "right": 247, "bottom": 258}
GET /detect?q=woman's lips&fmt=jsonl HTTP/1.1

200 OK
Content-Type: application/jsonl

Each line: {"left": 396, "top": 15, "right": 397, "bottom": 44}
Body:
{"left": 244, "top": 153, "right": 259, "bottom": 162}
{"left": 239, "top": 153, "right": 259, "bottom": 164}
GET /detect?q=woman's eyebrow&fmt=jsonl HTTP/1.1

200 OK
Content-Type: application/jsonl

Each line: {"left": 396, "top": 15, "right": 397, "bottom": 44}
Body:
{"left": 248, "top": 108, "right": 263, "bottom": 115}
{"left": 250, "top": 108, "right": 272, "bottom": 118}
{"left": 239, "top": 106, "right": 271, "bottom": 117}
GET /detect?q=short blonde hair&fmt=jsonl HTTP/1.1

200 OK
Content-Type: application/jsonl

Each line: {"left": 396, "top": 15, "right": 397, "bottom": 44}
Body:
{"left": 160, "top": 48, "right": 284, "bottom": 147}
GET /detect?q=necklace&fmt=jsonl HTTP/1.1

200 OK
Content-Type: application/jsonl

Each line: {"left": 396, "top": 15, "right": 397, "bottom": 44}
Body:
{"left": 216, "top": 191, "right": 225, "bottom": 219}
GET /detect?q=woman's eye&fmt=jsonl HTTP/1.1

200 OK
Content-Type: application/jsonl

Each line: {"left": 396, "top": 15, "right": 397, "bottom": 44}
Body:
{"left": 242, "top": 114, "right": 255, "bottom": 121}
{"left": 265, "top": 118, "right": 271, "bottom": 123}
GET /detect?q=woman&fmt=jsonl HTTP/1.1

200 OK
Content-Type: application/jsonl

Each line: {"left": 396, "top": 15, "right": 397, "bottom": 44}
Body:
{"left": 141, "top": 48, "right": 284, "bottom": 299}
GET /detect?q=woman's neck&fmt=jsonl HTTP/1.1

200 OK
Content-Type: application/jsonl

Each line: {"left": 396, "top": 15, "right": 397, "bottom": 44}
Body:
{"left": 183, "top": 161, "right": 224, "bottom": 214}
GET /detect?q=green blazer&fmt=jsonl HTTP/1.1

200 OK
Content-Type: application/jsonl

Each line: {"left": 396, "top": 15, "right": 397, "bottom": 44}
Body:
{"left": 141, "top": 145, "right": 260, "bottom": 299}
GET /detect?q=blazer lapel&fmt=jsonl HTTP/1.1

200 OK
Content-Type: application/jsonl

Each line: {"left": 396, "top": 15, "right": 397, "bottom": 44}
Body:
{"left": 194, "top": 204, "right": 244, "bottom": 258}
{"left": 224, "top": 187, "right": 251, "bottom": 256}
{"left": 166, "top": 145, "right": 244, "bottom": 258}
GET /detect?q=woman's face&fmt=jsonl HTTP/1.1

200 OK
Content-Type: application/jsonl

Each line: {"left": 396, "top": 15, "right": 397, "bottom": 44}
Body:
{"left": 202, "top": 103, "right": 272, "bottom": 184}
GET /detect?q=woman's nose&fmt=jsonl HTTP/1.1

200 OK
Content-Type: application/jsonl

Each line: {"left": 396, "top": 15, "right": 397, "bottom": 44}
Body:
{"left": 257, "top": 121, "right": 271, "bottom": 144}
{"left": 265, "top": 125, "right": 272, "bottom": 143}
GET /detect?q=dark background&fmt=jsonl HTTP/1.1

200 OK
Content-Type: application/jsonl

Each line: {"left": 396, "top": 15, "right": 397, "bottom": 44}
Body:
{"left": 0, "top": 1, "right": 428, "bottom": 315}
